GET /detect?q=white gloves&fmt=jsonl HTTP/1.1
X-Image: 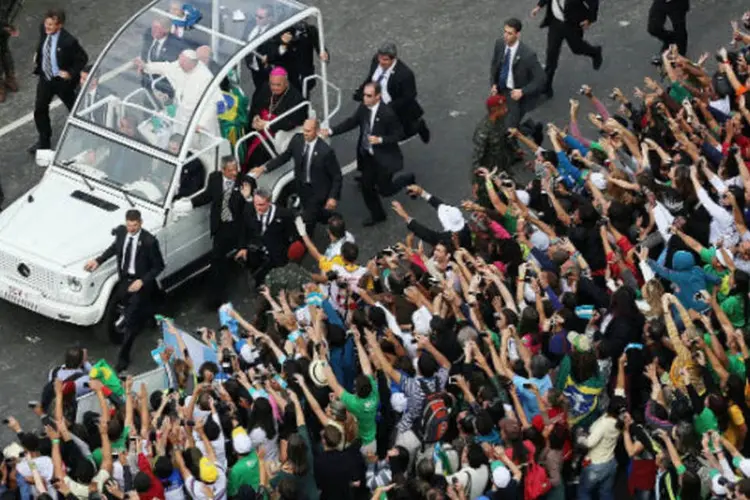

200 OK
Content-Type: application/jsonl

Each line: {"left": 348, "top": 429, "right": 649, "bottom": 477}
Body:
{"left": 294, "top": 216, "right": 307, "bottom": 237}
{"left": 173, "top": 198, "right": 193, "bottom": 216}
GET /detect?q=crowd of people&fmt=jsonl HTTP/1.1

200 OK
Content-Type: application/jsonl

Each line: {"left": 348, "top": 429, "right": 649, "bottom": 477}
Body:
{"left": 7, "top": 0, "right": 750, "bottom": 500}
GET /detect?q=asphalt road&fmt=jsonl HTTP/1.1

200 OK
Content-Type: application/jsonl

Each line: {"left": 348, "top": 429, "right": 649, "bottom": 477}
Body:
{"left": 0, "top": 0, "right": 745, "bottom": 440}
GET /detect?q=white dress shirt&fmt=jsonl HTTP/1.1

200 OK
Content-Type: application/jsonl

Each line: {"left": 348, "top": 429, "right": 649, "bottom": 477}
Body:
{"left": 143, "top": 60, "right": 222, "bottom": 137}
{"left": 122, "top": 231, "right": 141, "bottom": 275}
{"left": 365, "top": 102, "right": 380, "bottom": 154}
{"left": 552, "top": 0, "right": 566, "bottom": 22}
{"left": 505, "top": 41, "right": 520, "bottom": 89}
{"left": 371, "top": 60, "right": 397, "bottom": 104}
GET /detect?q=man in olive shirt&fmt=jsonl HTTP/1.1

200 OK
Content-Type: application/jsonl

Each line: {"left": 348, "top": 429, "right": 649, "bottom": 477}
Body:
{"left": 323, "top": 327, "right": 379, "bottom": 454}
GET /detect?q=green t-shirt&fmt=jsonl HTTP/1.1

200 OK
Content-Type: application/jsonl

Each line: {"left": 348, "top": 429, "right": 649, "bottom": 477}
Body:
{"left": 340, "top": 375, "right": 379, "bottom": 445}
{"left": 669, "top": 82, "right": 692, "bottom": 103}
{"left": 721, "top": 295, "right": 746, "bottom": 328}
{"left": 228, "top": 452, "right": 260, "bottom": 496}
{"left": 90, "top": 425, "right": 130, "bottom": 467}
{"left": 501, "top": 211, "right": 517, "bottom": 234}
{"left": 694, "top": 407, "right": 719, "bottom": 435}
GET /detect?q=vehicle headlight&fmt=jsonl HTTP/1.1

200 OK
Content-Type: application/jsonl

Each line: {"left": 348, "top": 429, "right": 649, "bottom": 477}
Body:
{"left": 67, "top": 276, "right": 83, "bottom": 292}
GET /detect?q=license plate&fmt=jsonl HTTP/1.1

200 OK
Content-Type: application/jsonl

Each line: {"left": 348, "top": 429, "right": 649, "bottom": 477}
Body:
{"left": 3, "top": 285, "right": 38, "bottom": 311}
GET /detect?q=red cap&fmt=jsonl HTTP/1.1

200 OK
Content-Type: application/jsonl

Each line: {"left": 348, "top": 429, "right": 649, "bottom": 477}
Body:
{"left": 287, "top": 240, "right": 306, "bottom": 262}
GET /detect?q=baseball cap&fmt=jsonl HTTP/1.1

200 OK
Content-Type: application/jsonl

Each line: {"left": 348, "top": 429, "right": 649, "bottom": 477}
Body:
{"left": 490, "top": 461, "right": 511, "bottom": 488}
{"left": 232, "top": 427, "right": 252, "bottom": 455}
{"left": 567, "top": 331, "right": 592, "bottom": 353}
{"left": 199, "top": 457, "right": 218, "bottom": 483}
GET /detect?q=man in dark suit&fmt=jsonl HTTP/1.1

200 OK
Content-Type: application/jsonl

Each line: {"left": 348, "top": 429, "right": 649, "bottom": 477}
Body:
{"left": 182, "top": 156, "right": 255, "bottom": 307}
{"left": 530, "top": 0, "right": 602, "bottom": 97}
{"left": 322, "top": 81, "right": 415, "bottom": 226}
{"left": 235, "top": 189, "right": 297, "bottom": 285}
{"left": 354, "top": 43, "right": 430, "bottom": 143}
{"left": 77, "top": 64, "right": 109, "bottom": 125}
{"left": 489, "top": 18, "right": 546, "bottom": 128}
{"left": 167, "top": 134, "right": 206, "bottom": 200}
{"left": 255, "top": 118, "right": 342, "bottom": 235}
{"left": 84, "top": 209, "right": 165, "bottom": 372}
{"left": 243, "top": 4, "right": 277, "bottom": 90}
{"left": 28, "top": 8, "right": 88, "bottom": 153}
{"left": 141, "top": 17, "right": 185, "bottom": 98}
{"left": 647, "top": 0, "right": 690, "bottom": 55}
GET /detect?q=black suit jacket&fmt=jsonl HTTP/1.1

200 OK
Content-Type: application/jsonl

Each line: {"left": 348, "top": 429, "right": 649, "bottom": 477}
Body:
{"left": 33, "top": 26, "right": 88, "bottom": 80}
{"left": 242, "top": 21, "right": 277, "bottom": 76}
{"left": 354, "top": 57, "right": 424, "bottom": 127}
{"left": 489, "top": 40, "right": 546, "bottom": 100}
{"left": 267, "top": 21, "right": 326, "bottom": 90}
{"left": 140, "top": 32, "right": 186, "bottom": 96}
{"left": 239, "top": 204, "right": 297, "bottom": 266}
{"left": 175, "top": 156, "right": 206, "bottom": 200}
{"left": 537, "top": 0, "right": 600, "bottom": 27}
{"left": 96, "top": 227, "right": 165, "bottom": 285}
{"left": 331, "top": 102, "right": 404, "bottom": 174}
{"left": 190, "top": 171, "right": 256, "bottom": 236}
{"left": 265, "top": 134, "right": 342, "bottom": 202}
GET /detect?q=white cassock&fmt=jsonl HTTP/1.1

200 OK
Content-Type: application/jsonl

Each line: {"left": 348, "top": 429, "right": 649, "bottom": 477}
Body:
{"left": 143, "top": 60, "right": 222, "bottom": 140}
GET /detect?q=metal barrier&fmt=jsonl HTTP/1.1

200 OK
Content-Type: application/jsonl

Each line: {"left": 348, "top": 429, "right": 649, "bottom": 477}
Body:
{"left": 302, "top": 74, "right": 341, "bottom": 125}
{"left": 74, "top": 367, "right": 169, "bottom": 422}
{"left": 233, "top": 101, "right": 311, "bottom": 164}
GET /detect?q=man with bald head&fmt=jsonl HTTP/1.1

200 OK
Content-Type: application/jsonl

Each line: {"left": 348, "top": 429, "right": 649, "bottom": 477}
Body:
{"left": 255, "top": 117, "right": 342, "bottom": 235}
{"left": 140, "top": 16, "right": 185, "bottom": 97}
{"left": 134, "top": 48, "right": 223, "bottom": 137}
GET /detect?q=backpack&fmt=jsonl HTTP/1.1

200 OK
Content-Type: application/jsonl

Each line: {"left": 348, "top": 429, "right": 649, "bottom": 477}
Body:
{"left": 417, "top": 379, "right": 452, "bottom": 444}
{"left": 524, "top": 456, "right": 552, "bottom": 500}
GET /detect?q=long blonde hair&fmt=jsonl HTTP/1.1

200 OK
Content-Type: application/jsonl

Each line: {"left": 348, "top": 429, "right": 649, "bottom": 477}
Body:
{"left": 641, "top": 279, "right": 665, "bottom": 317}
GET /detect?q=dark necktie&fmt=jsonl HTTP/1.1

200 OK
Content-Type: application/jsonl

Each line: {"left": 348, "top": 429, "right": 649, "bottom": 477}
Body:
{"left": 302, "top": 142, "right": 311, "bottom": 183}
{"left": 499, "top": 47, "right": 511, "bottom": 88}
{"left": 360, "top": 108, "right": 373, "bottom": 155}
{"left": 150, "top": 39, "right": 159, "bottom": 62}
{"left": 122, "top": 236, "right": 134, "bottom": 273}
{"left": 43, "top": 36, "right": 53, "bottom": 80}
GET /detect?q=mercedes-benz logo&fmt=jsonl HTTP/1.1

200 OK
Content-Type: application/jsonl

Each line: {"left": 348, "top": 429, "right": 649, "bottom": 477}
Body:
{"left": 17, "top": 263, "right": 30, "bottom": 278}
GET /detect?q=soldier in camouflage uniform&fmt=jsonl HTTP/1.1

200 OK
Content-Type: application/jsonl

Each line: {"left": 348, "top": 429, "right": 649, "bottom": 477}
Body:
{"left": 0, "top": 0, "right": 20, "bottom": 103}
{"left": 471, "top": 94, "right": 516, "bottom": 178}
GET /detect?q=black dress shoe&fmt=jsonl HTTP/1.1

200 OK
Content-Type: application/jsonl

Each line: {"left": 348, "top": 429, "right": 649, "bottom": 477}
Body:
{"left": 593, "top": 46, "right": 603, "bottom": 70}
{"left": 417, "top": 120, "right": 431, "bottom": 144}
{"left": 362, "top": 217, "right": 386, "bottom": 227}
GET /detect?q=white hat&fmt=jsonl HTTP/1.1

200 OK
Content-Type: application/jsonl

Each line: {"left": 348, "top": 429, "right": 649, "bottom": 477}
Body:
{"left": 182, "top": 49, "right": 198, "bottom": 60}
{"left": 437, "top": 204, "right": 465, "bottom": 233}
{"left": 529, "top": 231, "right": 550, "bottom": 251}
{"left": 390, "top": 392, "right": 407, "bottom": 413}
{"left": 515, "top": 190, "right": 531, "bottom": 206}
{"left": 590, "top": 172, "right": 608, "bottom": 190}
{"left": 491, "top": 461, "right": 512, "bottom": 488}
{"left": 3, "top": 443, "right": 23, "bottom": 460}
{"left": 717, "top": 248, "right": 734, "bottom": 268}
{"left": 232, "top": 428, "right": 252, "bottom": 455}
{"left": 309, "top": 360, "right": 328, "bottom": 387}
{"left": 567, "top": 331, "right": 592, "bottom": 353}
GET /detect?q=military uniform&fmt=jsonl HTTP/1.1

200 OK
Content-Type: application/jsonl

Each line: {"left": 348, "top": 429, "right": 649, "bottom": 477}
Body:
{"left": 0, "top": 0, "right": 20, "bottom": 101}
{"left": 471, "top": 115, "right": 516, "bottom": 176}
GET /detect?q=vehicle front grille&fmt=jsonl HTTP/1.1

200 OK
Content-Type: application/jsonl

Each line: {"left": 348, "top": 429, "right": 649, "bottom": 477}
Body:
{"left": 0, "top": 250, "right": 59, "bottom": 295}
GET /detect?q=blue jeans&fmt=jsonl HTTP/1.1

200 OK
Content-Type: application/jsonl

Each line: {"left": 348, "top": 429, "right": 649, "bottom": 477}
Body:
{"left": 577, "top": 459, "right": 617, "bottom": 500}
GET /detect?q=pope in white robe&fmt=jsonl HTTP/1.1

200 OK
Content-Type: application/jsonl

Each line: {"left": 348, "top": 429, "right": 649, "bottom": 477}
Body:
{"left": 136, "top": 49, "right": 222, "bottom": 141}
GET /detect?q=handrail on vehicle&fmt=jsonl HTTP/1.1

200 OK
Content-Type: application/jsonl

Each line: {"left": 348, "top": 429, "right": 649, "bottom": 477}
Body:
{"left": 302, "top": 74, "right": 341, "bottom": 125}
{"left": 234, "top": 100, "right": 311, "bottom": 163}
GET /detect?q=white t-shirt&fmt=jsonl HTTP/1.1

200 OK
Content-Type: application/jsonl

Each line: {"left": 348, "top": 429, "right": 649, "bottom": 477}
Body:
{"left": 249, "top": 427, "right": 280, "bottom": 463}
{"left": 16, "top": 456, "right": 55, "bottom": 496}
{"left": 194, "top": 413, "right": 227, "bottom": 468}
{"left": 64, "top": 469, "right": 110, "bottom": 500}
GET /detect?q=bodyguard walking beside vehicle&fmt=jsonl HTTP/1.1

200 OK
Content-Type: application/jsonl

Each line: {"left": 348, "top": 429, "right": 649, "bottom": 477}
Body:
{"left": 84, "top": 210, "right": 165, "bottom": 373}
{"left": 28, "top": 8, "right": 88, "bottom": 154}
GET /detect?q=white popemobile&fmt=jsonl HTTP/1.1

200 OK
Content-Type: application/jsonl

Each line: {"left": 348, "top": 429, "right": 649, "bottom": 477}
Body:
{"left": 0, "top": 0, "right": 340, "bottom": 339}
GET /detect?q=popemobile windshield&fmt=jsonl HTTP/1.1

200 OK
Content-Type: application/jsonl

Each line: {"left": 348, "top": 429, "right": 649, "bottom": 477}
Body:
{"left": 0, "top": 0, "right": 341, "bottom": 338}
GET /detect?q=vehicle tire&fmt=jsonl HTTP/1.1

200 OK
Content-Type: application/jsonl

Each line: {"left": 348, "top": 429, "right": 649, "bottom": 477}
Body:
{"left": 277, "top": 183, "right": 301, "bottom": 212}
{"left": 92, "top": 287, "right": 124, "bottom": 345}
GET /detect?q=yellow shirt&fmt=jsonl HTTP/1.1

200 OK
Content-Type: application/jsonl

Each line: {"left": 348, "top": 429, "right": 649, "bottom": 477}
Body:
{"left": 722, "top": 404, "right": 746, "bottom": 448}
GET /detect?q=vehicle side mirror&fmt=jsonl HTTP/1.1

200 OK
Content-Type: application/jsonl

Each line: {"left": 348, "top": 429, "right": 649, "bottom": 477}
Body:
{"left": 35, "top": 149, "right": 55, "bottom": 168}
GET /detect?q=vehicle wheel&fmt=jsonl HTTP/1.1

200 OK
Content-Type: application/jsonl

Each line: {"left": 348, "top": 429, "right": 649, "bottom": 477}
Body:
{"left": 278, "top": 183, "right": 301, "bottom": 212}
{"left": 92, "top": 288, "right": 124, "bottom": 345}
